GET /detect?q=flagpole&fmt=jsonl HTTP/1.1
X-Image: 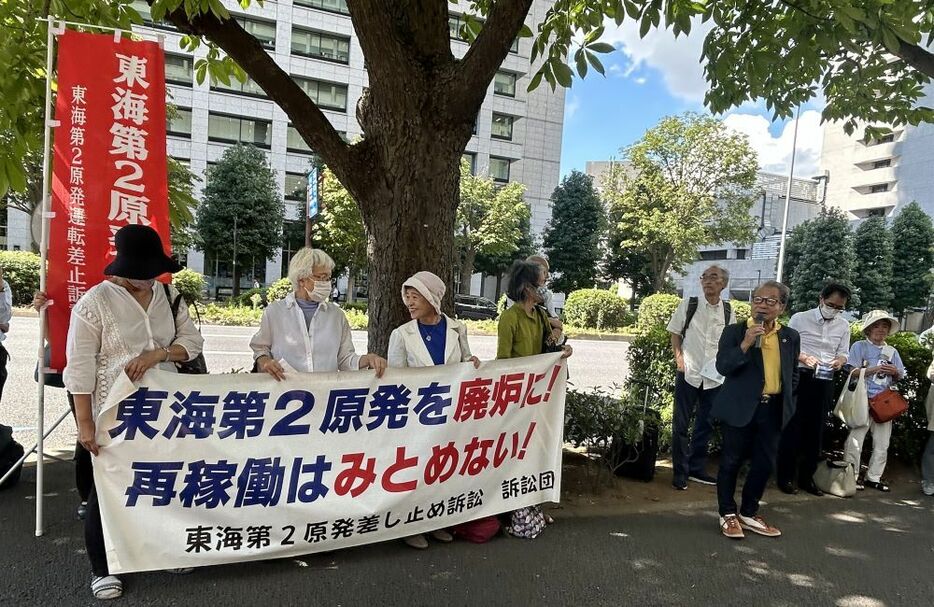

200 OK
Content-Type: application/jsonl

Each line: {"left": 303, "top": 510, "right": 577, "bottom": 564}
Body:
{"left": 775, "top": 105, "right": 800, "bottom": 283}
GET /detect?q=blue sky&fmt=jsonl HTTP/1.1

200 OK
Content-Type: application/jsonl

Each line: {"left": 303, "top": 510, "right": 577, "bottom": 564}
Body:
{"left": 558, "top": 21, "right": 826, "bottom": 180}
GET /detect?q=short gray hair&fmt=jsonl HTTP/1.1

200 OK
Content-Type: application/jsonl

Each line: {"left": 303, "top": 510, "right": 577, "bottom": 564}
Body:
{"left": 755, "top": 280, "right": 790, "bottom": 304}
{"left": 287, "top": 247, "right": 335, "bottom": 290}
{"left": 704, "top": 264, "right": 730, "bottom": 284}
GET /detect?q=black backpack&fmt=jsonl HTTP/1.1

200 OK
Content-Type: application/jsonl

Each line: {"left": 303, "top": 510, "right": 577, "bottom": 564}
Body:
{"left": 681, "top": 296, "right": 732, "bottom": 337}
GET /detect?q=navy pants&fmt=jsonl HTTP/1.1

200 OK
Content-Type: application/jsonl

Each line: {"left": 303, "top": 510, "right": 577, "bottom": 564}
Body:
{"left": 672, "top": 372, "right": 718, "bottom": 483}
{"left": 777, "top": 370, "right": 833, "bottom": 487}
{"left": 717, "top": 395, "right": 782, "bottom": 517}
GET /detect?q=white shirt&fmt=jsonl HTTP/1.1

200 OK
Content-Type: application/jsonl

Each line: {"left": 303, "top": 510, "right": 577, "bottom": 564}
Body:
{"left": 63, "top": 280, "right": 204, "bottom": 418}
{"left": 788, "top": 307, "right": 850, "bottom": 368}
{"left": 0, "top": 279, "right": 12, "bottom": 343}
{"left": 387, "top": 315, "right": 473, "bottom": 368}
{"left": 667, "top": 297, "right": 735, "bottom": 389}
{"left": 506, "top": 289, "right": 558, "bottom": 318}
{"left": 250, "top": 292, "right": 360, "bottom": 373}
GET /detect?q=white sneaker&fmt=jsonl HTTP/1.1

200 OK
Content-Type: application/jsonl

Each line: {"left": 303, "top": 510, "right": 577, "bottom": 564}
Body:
{"left": 922, "top": 481, "right": 934, "bottom": 497}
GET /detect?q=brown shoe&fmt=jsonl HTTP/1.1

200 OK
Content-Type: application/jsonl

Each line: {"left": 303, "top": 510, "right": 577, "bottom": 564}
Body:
{"left": 720, "top": 515, "right": 744, "bottom": 539}
{"left": 738, "top": 514, "right": 782, "bottom": 537}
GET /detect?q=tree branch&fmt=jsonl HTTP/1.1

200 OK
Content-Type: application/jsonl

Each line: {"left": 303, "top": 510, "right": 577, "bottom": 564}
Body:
{"left": 158, "top": 3, "right": 352, "bottom": 176}
{"left": 897, "top": 39, "right": 934, "bottom": 79}
{"left": 450, "top": 0, "right": 534, "bottom": 121}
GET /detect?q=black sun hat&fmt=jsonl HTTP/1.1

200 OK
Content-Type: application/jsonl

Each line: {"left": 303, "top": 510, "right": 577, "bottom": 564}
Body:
{"left": 103, "top": 224, "right": 182, "bottom": 280}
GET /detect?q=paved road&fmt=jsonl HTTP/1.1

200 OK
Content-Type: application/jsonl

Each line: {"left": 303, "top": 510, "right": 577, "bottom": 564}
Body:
{"left": 2, "top": 459, "right": 931, "bottom": 606}
{"left": 2, "top": 317, "right": 630, "bottom": 455}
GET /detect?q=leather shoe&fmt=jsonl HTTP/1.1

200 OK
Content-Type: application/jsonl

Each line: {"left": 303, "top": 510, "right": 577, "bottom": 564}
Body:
{"left": 778, "top": 481, "right": 798, "bottom": 495}
{"left": 800, "top": 482, "right": 824, "bottom": 497}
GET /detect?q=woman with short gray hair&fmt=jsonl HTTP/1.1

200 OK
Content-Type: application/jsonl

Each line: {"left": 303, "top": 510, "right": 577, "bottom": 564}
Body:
{"left": 250, "top": 247, "right": 386, "bottom": 378}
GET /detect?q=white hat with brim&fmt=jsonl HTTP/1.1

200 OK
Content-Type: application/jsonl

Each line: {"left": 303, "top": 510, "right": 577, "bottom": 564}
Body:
{"left": 861, "top": 310, "right": 899, "bottom": 336}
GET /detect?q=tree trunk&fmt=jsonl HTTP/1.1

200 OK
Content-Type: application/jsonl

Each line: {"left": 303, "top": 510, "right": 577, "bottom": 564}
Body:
{"left": 460, "top": 249, "right": 476, "bottom": 295}
{"left": 232, "top": 264, "right": 242, "bottom": 298}
{"left": 346, "top": 273, "right": 356, "bottom": 304}
{"left": 494, "top": 273, "right": 503, "bottom": 299}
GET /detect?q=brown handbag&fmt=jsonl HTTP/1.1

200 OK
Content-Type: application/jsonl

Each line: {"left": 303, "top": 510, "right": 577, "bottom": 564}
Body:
{"left": 868, "top": 388, "right": 909, "bottom": 423}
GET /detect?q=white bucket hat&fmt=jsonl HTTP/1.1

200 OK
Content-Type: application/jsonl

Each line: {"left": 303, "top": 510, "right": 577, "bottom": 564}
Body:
{"left": 861, "top": 310, "right": 899, "bottom": 336}
{"left": 401, "top": 271, "right": 445, "bottom": 316}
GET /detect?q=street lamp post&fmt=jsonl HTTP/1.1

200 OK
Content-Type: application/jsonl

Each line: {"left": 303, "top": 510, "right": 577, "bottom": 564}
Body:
{"left": 775, "top": 106, "right": 801, "bottom": 283}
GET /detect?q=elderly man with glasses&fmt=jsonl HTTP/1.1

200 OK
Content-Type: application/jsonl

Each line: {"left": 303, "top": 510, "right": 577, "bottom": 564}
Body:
{"left": 712, "top": 281, "right": 800, "bottom": 540}
{"left": 777, "top": 282, "right": 852, "bottom": 496}
{"left": 666, "top": 265, "right": 735, "bottom": 490}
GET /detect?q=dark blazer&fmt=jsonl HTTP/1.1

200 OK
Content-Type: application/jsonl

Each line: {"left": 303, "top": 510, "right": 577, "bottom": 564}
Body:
{"left": 712, "top": 321, "right": 800, "bottom": 429}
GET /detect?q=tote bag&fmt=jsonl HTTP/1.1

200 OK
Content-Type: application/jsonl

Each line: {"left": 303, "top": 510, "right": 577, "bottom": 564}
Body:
{"left": 833, "top": 368, "right": 870, "bottom": 429}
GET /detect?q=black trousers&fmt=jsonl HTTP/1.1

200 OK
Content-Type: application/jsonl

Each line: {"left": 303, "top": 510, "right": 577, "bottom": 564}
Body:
{"left": 777, "top": 371, "right": 834, "bottom": 487}
{"left": 67, "top": 392, "right": 93, "bottom": 502}
{"left": 0, "top": 344, "right": 8, "bottom": 403}
{"left": 717, "top": 395, "right": 782, "bottom": 517}
{"left": 672, "top": 373, "right": 718, "bottom": 483}
{"left": 86, "top": 484, "right": 109, "bottom": 576}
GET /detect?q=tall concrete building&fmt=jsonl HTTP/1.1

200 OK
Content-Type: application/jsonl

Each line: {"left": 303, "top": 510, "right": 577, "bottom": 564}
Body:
{"left": 4, "top": 0, "right": 565, "bottom": 298}
{"left": 820, "top": 84, "right": 934, "bottom": 219}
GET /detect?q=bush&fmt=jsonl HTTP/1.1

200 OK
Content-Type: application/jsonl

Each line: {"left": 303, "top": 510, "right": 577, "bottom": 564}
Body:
{"left": 198, "top": 303, "right": 263, "bottom": 326}
{"left": 232, "top": 287, "right": 267, "bottom": 308}
{"left": 267, "top": 278, "right": 292, "bottom": 302}
{"left": 730, "top": 299, "right": 751, "bottom": 324}
{"left": 563, "top": 289, "right": 633, "bottom": 330}
{"left": 497, "top": 293, "right": 508, "bottom": 315}
{"left": 342, "top": 301, "right": 368, "bottom": 313}
{"left": 172, "top": 269, "right": 206, "bottom": 305}
{"left": 624, "top": 325, "right": 677, "bottom": 452}
{"left": 636, "top": 294, "right": 681, "bottom": 332}
{"left": 342, "top": 308, "right": 368, "bottom": 330}
{"left": 0, "top": 251, "right": 40, "bottom": 305}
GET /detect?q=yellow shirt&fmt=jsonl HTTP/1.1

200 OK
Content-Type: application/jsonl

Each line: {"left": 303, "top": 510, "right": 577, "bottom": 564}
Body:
{"left": 748, "top": 317, "right": 782, "bottom": 395}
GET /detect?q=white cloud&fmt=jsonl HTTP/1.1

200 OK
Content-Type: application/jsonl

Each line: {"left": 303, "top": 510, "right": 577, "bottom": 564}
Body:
{"left": 601, "top": 17, "right": 712, "bottom": 102}
{"left": 633, "top": 76, "right": 647, "bottom": 85}
{"left": 566, "top": 94, "right": 581, "bottom": 119}
{"left": 723, "top": 110, "right": 824, "bottom": 177}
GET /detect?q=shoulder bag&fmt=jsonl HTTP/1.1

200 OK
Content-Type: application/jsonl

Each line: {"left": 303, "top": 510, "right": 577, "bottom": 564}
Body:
{"left": 833, "top": 368, "right": 870, "bottom": 428}
{"left": 868, "top": 387, "right": 909, "bottom": 423}
{"left": 163, "top": 283, "right": 208, "bottom": 375}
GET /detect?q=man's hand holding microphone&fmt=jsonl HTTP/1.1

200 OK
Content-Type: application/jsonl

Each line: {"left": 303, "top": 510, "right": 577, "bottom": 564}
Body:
{"left": 741, "top": 313, "right": 766, "bottom": 352}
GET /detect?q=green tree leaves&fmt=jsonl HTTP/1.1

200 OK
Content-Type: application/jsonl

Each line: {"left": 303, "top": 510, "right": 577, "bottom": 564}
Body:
{"left": 542, "top": 170, "right": 606, "bottom": 293}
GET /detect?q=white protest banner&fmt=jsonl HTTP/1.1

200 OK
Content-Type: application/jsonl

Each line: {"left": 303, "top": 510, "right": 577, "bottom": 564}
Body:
{"left": 94, "top": 353, "right": 567, "bottom": 573}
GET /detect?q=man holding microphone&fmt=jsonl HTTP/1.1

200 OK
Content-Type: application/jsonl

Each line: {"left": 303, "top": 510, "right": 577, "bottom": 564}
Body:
{"left": 777, "top": 283, "right": 851, "bottom": 496}
{"left": 712, "top": 281, "right": 800, "bottom": 539}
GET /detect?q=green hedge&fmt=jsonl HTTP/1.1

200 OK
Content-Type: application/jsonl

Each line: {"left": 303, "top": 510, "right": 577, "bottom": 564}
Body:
{"left": 0, "top": 251, "right": 40, "bottom": 305}
{"left": 636, "top": 294, "right": 681, "bottom": 333}
{"left": 563, "top": 289, "right": 633, "bottom": 331}
{"left": 172, "top": 269, "right": 206, "bottom": 305}
{"left": 267, "top": 278, "right": 292, "bottom": 302}
{"left": 198, "top": 303, "right": 264, "bottom": 326}
{"left": 342, "top": 301, "right": 368, "bottom": 313}
{"left": 231, "top": 287, "right": 267, "bottom": 308}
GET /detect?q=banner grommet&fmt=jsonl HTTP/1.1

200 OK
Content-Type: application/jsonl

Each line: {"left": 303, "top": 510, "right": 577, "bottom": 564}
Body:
{"left": 113, "top": 29, "right": 122, "bottom": 44}
{"left": 51, "top": 21, "right": 66, "bottom": 36}
{"left": 46, "top": 119, "right": 60, "bottom": 128}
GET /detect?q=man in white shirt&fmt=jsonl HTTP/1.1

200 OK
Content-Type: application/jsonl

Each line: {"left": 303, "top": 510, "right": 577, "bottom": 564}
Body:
{"left": 778, "top": 282, "right": 851, "bottom": 496}
{"left": 667, "top": 265, "right": 735, "bottom": 490}
{"left": 0, "top": 267, "right": 12, "bottom": 402}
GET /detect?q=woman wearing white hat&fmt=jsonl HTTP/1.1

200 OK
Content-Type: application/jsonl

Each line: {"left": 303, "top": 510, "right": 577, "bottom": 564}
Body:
{"left": 388, "top": 271, "right": 480, "bottom": 549}
{"left": 843, "top": 310, "right": 905, "bottom": 492}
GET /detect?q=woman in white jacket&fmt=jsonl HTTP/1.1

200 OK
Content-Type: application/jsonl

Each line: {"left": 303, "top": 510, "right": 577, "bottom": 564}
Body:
{"left": 923, "top": 358, "right": 934, "bottom": 496}
{"left": 387, "top": 271, "right": 480, "bottom": 548}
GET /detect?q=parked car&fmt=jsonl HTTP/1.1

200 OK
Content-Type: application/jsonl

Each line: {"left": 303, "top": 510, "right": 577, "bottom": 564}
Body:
{"left": 454, "top": 294, "right": 499, "bottom": 320}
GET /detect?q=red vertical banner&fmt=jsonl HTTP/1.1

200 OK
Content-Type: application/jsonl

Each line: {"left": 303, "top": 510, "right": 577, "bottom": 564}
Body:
{"left": 48, "top": 30, "right": 170, "bottom": 371}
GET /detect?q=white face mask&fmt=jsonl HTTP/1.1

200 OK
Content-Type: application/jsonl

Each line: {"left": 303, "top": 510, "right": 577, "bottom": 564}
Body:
{"left": 126, "top": 278, "right": 155, "bottom": 291}
{"left": 305, "top": 280, "right": 332, "bottom": 302}
{"left": 819, "top": 304, "right": 841, "bottom": 319}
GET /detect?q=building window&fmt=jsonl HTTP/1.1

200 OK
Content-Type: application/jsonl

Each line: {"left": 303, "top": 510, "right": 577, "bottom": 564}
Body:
{"left": 491, "top": 113, "right": 514, "bottom": 140}
{"left": 291, "top": 28, "right": 351, "bottom": 64}
{"left": 287, "top": 125, "right": 313, "bottom": 154}
{"left": 699, "top": 250, "right": 728, "bottom": 260}
{"left": 875, "top": 133, "right": 895, "bottom": 144}
{"left": 735, "top": 248, "right": 748, "bottom": 260}
{"left": 462, "top": 152, "right": 476, "bottom": 174}
{"left": 489, "top": 156, "right": 511, "bottom": 183}
{"left": 292, "top": 76, "right": 348, "bottom": 112}
{"left": 867, "top": 209, "right": 886, "bottom": 218}
{"left": 449, "top": 14, "right": 518, "bottom": 53}
{"left": 285, "top": 173, "right": 308, "bottom": 201}
{"left": 870, "top": 183, "right": 889, "bottom": 193}
{"left": 165, "top": 54, "right": 193, "bottom": 86}
{"left": 294, "top": 0, "right": 349, "bottom": 15}
{"left": 873, "top": 159, "right": 892, "bottom": 169}
{"left": 494, "top": 71, "right": 517, "bottom": 97}
{"left": 207, "top": 113, "right": 272, "bottom": 148}
{"left": 131, "top": 0, "right": 175, "bottom": 30}
{"left": 167, "top": 108, "right": 192, "bottom": 138}
{"left": 237, "top": 16, "right": 276, "bottom": 50}
{"left": 212, "top": 74, "right": 267, "bottom": 98}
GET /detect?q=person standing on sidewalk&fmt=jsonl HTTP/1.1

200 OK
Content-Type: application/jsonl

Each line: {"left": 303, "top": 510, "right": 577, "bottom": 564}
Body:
{"left": 923, "top": 357, "right": 934, "bottom": 497}
{"left": 713, "top": 281, "right": 799, "bottom": 539}
{"left": 666, "top": 265, "right": 735, "bottom": 490}
{"left": 0, "top": 266, "right": 12, "bottom": 403}
{"left": 777, "top": 283, "right": 851, "bottom": 496}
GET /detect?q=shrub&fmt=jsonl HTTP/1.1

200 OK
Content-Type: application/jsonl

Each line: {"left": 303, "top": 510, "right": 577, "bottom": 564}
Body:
{"left": 342, "top": 301, "right": 368, "bottom": 313}
{"left": 563, "top": 289, "right": 633, "bottom": 330}
{"left": 267, "top": 278, "right": 292, "bottom": 302}
{"left": 497, "top": 293, "right": 508, "bottom": 315}
{"left": 198, "top": 303, "right": 263, "bottom": 326}
{"left": 172, "top": 268, "right": 206, "bottom": 305}
{"left": 0, "top": 251, "right": 40, "bottom": 305}
{"left": 623, "top": 325, "right": 677, "bottom": 452}
{"left": 730, "top": 299, "right": 751, "bottom": 324}
{"left": 342, "top": 308, "right": 368, "bottom": 330}
{"left": 636, "top": 293, "right": 681, "bottom": 332}
{"left": 232, "top": 287, "right": 267, "bottom": 307}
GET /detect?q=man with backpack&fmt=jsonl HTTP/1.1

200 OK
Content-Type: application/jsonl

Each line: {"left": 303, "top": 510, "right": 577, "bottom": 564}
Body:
{"left": 666, "top": 265, "right": 735, "bottom": 490}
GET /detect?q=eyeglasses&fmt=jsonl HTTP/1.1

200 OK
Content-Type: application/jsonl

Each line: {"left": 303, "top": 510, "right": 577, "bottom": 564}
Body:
{"left": 700, "top": 274, "right": 723, "bottom": 281}
{"left": 752, "top": 296, "right": 780, "bottom": 306}
{"left": 822, "top": 301, "right": 846, "bottom": 310}
{"left": 307, "top": 273, "right": 332, "bottom": 282}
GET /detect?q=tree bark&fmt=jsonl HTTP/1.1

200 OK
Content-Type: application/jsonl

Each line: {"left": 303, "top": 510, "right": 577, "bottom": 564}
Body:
{"left": 460, "top": 248, "right": 476, "bottom": 294}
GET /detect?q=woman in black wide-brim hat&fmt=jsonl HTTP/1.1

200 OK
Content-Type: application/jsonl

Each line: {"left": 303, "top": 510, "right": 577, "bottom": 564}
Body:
{"left": 41, "top": 224, "right": 204, "bottom": 600}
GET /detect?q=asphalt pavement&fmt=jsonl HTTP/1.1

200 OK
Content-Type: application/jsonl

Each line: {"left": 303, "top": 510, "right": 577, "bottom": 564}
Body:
{"left": 2, "top": 458, "right": 932, "bottom": 606}
{"left": 2, "top": 316, "right": 630, "bottom": 456}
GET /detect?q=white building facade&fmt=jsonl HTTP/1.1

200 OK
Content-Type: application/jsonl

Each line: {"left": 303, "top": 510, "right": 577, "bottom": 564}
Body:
{"left": 5, "top": 0, "right": 565, "bottom": 298}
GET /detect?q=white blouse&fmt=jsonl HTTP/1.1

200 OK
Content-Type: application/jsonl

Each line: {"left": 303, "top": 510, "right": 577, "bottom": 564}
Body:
{"left": 63, "top": 280, "right": 204, "bottom": 418}
{"left": 249, "top": 292, "right": 360, "bottom": 373}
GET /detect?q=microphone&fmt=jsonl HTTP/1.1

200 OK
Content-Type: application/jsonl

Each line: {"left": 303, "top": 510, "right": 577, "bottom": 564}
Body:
{"left": 754, "top": 313, "right": 765, "bottom": 348}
